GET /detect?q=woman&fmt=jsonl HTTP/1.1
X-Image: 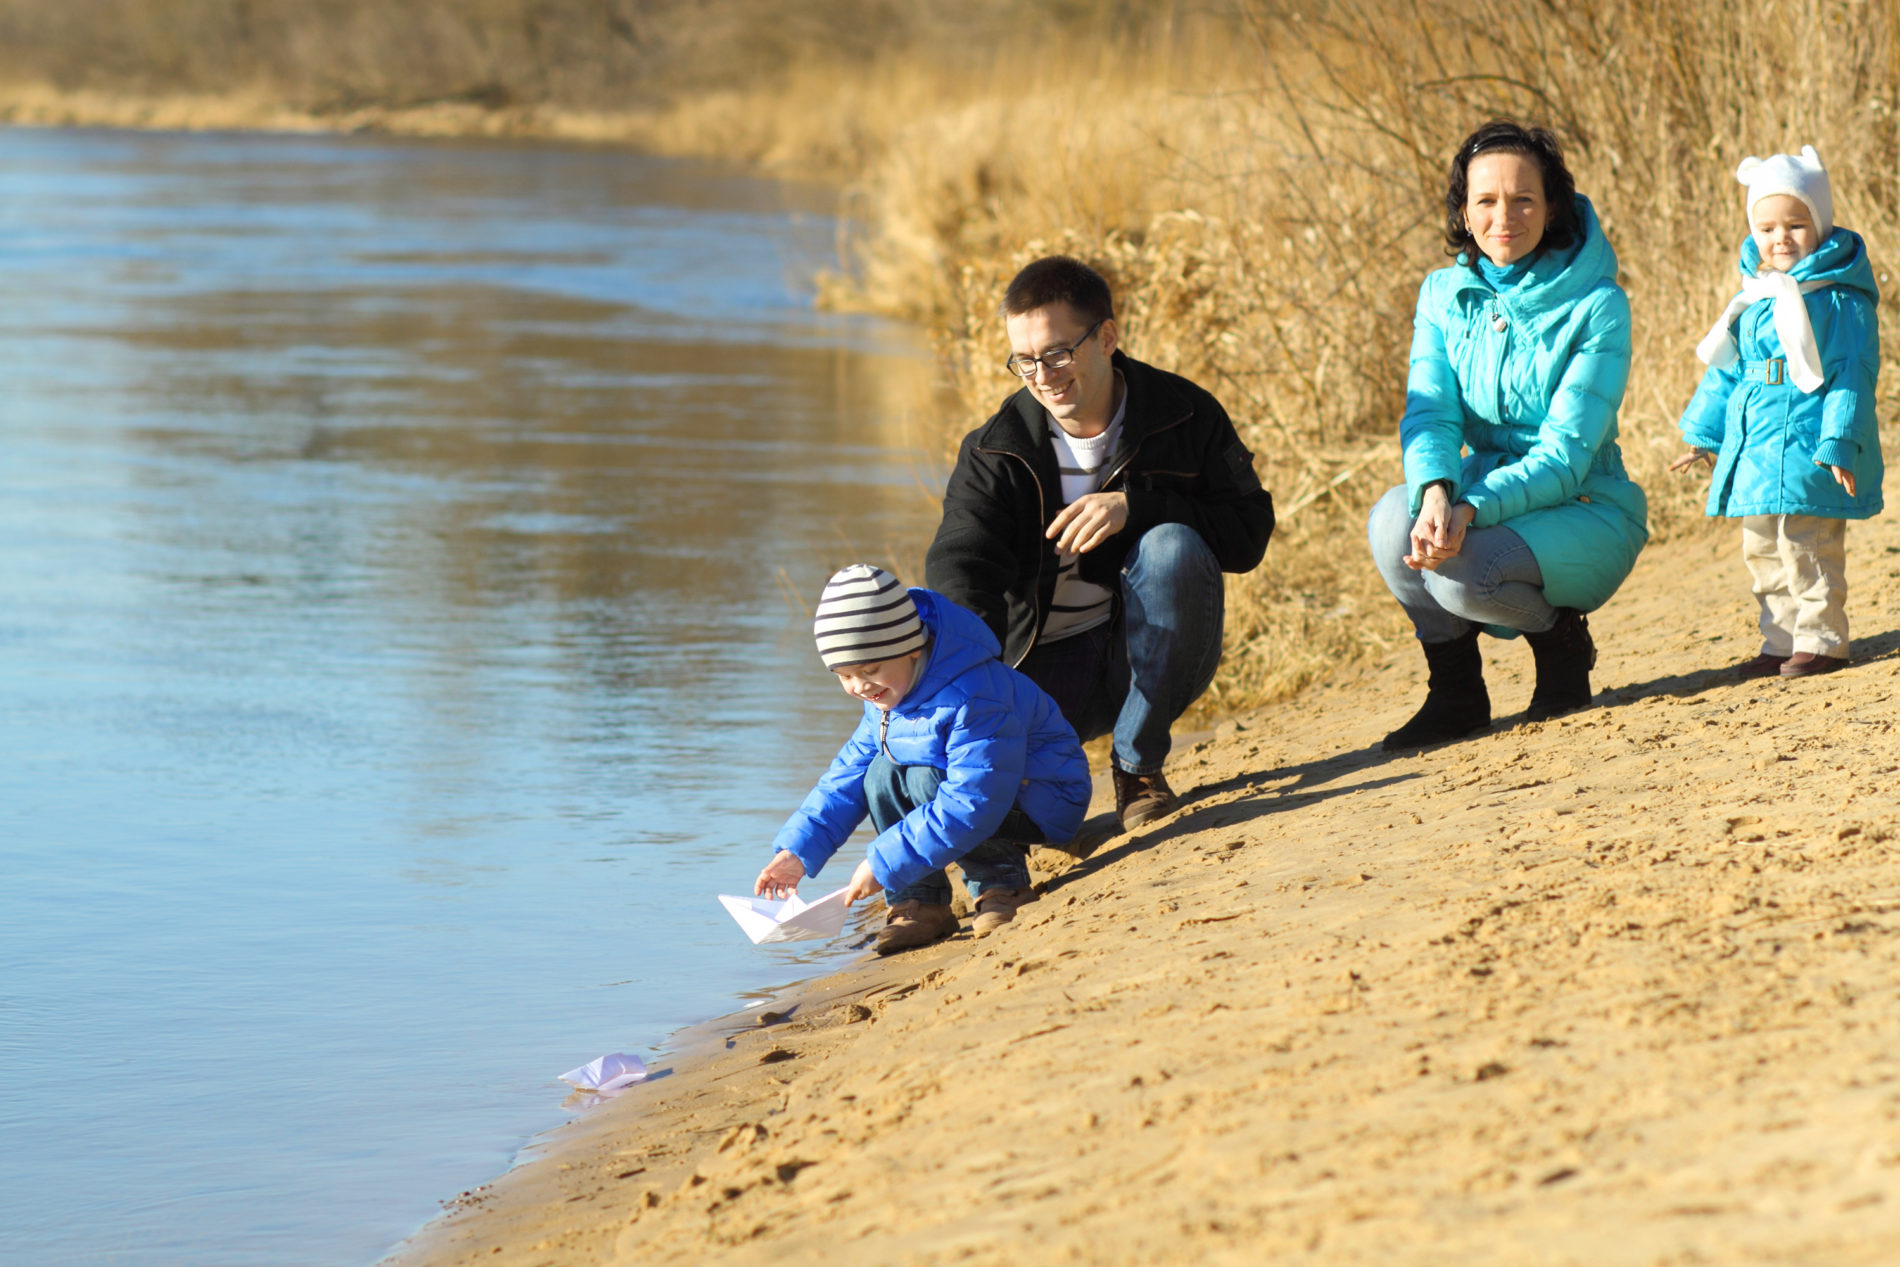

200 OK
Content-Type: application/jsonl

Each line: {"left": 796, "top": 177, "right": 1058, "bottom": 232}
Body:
{"left": 1367, "top": 120, "right": 1649, "bottom": 750}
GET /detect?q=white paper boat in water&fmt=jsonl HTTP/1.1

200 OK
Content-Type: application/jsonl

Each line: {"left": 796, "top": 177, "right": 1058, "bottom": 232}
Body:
{"left": 717, "top": 886, "right": 852, "bottom": 944}
{"left": 558, "top": 1052, "right": 649, "bottom": 1093}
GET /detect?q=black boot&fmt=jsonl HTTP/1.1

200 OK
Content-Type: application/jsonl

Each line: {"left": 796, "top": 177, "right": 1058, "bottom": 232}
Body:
{"left": 1524, "top": 608, "right": 1597, "bottom": 722}
{"left": 1382, "top": 629, "right": 1491, "bottom": 751}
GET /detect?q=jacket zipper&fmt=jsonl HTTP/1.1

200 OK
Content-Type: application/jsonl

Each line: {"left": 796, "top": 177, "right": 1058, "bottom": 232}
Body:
{"left": 879, "top": 708, "right": 893, "bottom": 761}
{"left": 979, "top": 404, "right": 1190, "bottom": 669}
{"left": 986, "top": 448, "right": 1048, "bottom": 669}
{"left": 1098, "top": 408, "right": 1191, "bottom": 491}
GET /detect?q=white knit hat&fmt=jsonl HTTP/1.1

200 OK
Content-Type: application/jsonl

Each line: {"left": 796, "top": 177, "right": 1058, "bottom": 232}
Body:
{"left": 1737, "top": 145, "right": 1834, "bottom": 241}
{"left": 813, "top": 565, "right": 926, "bottom": 669}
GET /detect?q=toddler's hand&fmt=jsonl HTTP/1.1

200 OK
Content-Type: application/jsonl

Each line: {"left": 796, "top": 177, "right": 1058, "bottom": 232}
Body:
{"left": 1821, "top": 461, "right": 1858, "bottom": 498}
{"left": 755, "top": 850, "right": 805, "bottom": 899}
{"left": 843, "top": 859, "right": 882, "bottom": 904}
{"left": 1668, "top": 448, "right": 1713, "bottom": 473}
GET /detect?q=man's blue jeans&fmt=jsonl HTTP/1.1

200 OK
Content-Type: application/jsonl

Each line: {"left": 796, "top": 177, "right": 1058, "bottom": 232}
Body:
{"left": 1367, "top": 484, "right": 1556, "bottom": 643}
{"left": 1017, "top": 523, "right": 1224, "bottom": 777}
{"left": 865, "top": 754, "right": 1036, "bottom": 907}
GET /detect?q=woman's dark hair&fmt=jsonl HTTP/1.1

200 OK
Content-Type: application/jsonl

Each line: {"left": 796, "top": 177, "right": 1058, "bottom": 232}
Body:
{"left": 1444, "top": 120, "right": 1580, "bottom": 267}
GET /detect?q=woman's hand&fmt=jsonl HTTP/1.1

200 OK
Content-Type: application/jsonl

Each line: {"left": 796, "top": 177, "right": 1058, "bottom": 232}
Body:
{"left": 842, "top": 859, "right": 882, "bottom": 904}
{"left": 1669, "top": 448, "right": 1714, "bottom": 474}
{"left": 1821, "top": 461, "right": 1858, "bottom": 498}
{"left": 754, "top": 851, "right": 805, "bottom": 899}
{"left": 1404, "top": 483, "right": 1476, "bottom": 571}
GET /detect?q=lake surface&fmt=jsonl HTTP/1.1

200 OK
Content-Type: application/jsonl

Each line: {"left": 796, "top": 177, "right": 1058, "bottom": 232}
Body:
{"left": 0, "top": 127, "right": 944, "bottom": 1265}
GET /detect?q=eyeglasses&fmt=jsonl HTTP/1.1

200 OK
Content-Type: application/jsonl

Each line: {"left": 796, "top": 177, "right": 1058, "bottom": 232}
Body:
{"left": 1004, "top": 319, "right": 1103, "bottom": 378}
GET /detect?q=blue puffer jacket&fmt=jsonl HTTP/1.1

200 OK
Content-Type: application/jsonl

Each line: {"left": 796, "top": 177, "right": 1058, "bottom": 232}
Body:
{"left": 1677, "top": 229, "right": 1882, "bottom": 519}
{"left": 1402, "top": 195, "right": 1650, "bottom": 612}
{"left": 770, "top": 588, "right": 1090, "bottom": 894}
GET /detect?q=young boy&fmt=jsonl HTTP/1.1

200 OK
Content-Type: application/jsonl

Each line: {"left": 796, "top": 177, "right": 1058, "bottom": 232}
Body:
{"left": 755, "top": 564, "right": 1091, "bottom": 954}
{"left": 1671, "top": 146, "right": 1883, "bottom": 676}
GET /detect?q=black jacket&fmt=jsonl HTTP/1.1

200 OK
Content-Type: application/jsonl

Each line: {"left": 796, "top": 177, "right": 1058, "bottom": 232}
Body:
{"left": 924, "top": 351, "right": 1274, "bottom": 665}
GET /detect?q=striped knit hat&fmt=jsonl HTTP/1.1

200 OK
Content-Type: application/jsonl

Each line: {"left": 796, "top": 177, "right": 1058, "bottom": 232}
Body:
{"left": 813, "top": 565, "right": 927, "bottom": 669}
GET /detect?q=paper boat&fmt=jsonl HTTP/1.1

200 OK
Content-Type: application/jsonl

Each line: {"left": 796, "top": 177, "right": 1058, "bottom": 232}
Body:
{"left": 717, "top": 886, "right": 852, "bottom": 944}
{"left": 558, "top": 1052, "right": 649, "bottom": 1093}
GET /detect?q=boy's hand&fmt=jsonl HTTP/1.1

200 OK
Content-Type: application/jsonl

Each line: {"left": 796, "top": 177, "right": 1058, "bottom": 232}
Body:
{"left": 755, "top": 851, "right": 805, "bottom": 899}
{"left": 843, "top": 859, "right": 882, "bottom": 904}
{"left": 1669, "top": 448, "right": 1714, "bottom": 473}
{"left": 1821, "top": 461, "right": 1858, "bottom": 497}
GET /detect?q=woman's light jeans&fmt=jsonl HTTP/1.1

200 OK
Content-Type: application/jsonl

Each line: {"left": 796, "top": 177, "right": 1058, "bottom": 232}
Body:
{"left": 1367, "top": 484, "right": 1557, "bottom": 643}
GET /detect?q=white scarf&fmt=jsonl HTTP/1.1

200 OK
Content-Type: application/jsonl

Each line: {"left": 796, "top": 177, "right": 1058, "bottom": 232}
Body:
{"left": 1695, "top": 270, "right": 1833, "bottom": 393}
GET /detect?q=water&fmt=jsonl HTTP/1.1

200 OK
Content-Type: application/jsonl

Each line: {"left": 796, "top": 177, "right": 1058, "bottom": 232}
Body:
{"left": 0, "top": 127, "right": 943, "bottom": 1265}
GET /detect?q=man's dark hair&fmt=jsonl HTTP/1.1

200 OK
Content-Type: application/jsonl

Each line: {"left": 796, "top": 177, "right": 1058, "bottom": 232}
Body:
{"left": 1444, "top": 119, "right": 1581, "bottom": 267}
{"left": 1000, "top": 255, "right": 1115, "bottom": 326}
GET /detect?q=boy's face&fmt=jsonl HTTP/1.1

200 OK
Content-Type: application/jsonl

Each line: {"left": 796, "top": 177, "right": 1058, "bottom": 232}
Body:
{"left": 832, "top": 650, "right": 924, "bottom": 711}
{"left": 1751, "top": 194, "right": 1822, "bottom": 271}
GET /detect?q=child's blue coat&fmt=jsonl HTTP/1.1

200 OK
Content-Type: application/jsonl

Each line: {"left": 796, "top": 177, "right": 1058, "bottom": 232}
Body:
{"left": 1678, "top": 229, "right": 1883, "bottom": 519}
{"left": 771, "top": 589, "right": 1090, "bottom": 894}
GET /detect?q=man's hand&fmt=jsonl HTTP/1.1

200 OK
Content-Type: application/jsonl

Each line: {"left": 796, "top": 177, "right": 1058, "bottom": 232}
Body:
{"left": 1046, "top": 491, "right": 1129, "bottom": 556}
{"left": 1669, "top": 448, "right": 1714, "bottom": 474}
{"left": 754, "top": 850, "right": 805, "bottom": 899}
{"left": 1821, "top": 461, "right": 1858, "bottom": 497}
{"left": 1402, "top": 483, "right": 1476, "bottom": 572}
{"left": 843, "top": 859, "right": 882, "bottom": 904}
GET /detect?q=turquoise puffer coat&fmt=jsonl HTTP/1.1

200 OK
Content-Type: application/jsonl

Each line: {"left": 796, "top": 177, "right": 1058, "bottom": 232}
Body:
{"left": 1677, "top": 229, "right": 1882, "bottom": 519}
{"left": 1402, "top": 195, "right": 1650, "bottom": 612}
{"left": 770, "top": 589, "right": 1090, "bottom": 894}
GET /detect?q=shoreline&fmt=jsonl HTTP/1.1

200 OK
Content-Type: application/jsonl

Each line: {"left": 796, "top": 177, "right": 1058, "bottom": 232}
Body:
{"left": 382, "top": 789, "right": 1126, "bottom": 1265}
{"left": 0, "top": 87, "right": 670, "bottom": 147}
{"left": 381, "top": 930, "right": 952, "bottom": 1264}
{"left": 383, "top": 517, "right": 1900, "bottom": 1265}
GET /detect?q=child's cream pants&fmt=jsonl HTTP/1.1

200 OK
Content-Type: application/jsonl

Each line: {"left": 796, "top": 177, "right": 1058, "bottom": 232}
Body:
{"left": 1742, "top": 513, "right": 1849, "bottom": 658}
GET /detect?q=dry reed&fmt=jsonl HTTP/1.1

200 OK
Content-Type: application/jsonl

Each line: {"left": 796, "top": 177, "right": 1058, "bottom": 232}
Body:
{"left": 791, "top": 0, "right": 1900, "bottom": 710}
{"left": 9, "top": 0, "right": 1899, "bottom": 712}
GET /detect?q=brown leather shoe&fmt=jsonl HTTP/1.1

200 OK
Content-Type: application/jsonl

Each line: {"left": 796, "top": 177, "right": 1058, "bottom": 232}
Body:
{"left": 971, "top": 887, "right": 1039, "bottom": 937}
{"left": 1780, "top": 651, "right": 1849, "bottom": 677}
{"left": 873, "top": 900, "right": 958, "bottom": 955}
{"left": 1736, "top": 653, "right": 1790, "bottom": 678}
{"left": 1113, "top": 767, "right": 1177, "bottom": 830}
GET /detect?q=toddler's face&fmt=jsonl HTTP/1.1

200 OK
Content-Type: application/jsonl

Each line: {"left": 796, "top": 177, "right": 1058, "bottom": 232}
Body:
{"left": 832, "top": 649, "right": 924, "bottom": 711}
{"left": 1751, "top": 194, "right": 1822, "bottom": 271}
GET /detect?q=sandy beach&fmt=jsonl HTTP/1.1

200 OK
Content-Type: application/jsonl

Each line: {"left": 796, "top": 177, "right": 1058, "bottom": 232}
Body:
{"left": 387, "top": 508, "right": 1900, "bottom": 1265}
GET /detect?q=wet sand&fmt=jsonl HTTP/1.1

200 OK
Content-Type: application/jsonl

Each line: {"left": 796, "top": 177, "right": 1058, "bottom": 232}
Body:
{"left": 388, "top": 514, "right": 1900, "bottom": 1266}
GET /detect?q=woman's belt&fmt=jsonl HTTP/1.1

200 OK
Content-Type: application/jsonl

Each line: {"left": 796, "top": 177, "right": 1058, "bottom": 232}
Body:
{"left": 1483, "top": 441, "right": 1628, "bottom": 478}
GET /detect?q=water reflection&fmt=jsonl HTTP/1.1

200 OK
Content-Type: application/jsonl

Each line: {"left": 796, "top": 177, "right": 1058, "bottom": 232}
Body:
{"left": 0, "top": 127, "right": 945, "bottom": 1266}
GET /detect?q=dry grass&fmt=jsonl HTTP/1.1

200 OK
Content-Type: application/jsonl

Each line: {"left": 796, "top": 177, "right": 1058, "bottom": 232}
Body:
{"left": 9, "top": 0, "right": 1900, "bottom": 710}
{"left": 736, "top": 0, "right": 1900, "bottom": 710}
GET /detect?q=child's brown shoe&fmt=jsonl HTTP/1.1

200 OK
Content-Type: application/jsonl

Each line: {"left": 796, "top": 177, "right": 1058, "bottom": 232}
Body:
{"left": 971, "top": 887, "right": 1040, "bottom": 937}
{"left": 873, "top": 900, "right": 958, "bottom": 955}
{"left": 1779, "top": 652, "right": 1849, "bottom": 677}
{"left": 1735, "top": 652, "right": 1789, "bottom": 679}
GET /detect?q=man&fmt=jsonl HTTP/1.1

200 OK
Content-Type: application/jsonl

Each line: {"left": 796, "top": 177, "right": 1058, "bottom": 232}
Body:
{"left": 925, "top": 255, "right": 1274, "bottom": 830}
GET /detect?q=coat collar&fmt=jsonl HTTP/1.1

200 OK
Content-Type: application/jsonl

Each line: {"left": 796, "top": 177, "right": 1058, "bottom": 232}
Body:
{"left": 982, "top": 351, "right": 1193, "bottom": 461}
{"left": 1448, "top": 194, "right": 1618, "bottom": 328}
{"left": 1738, "top": 226, "right": 1879, "bottom": 301}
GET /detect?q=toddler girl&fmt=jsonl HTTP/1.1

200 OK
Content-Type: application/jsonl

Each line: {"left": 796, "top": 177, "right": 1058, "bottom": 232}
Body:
{"left": 1671, "top": 146, "right": 1882, "bottom": 676}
